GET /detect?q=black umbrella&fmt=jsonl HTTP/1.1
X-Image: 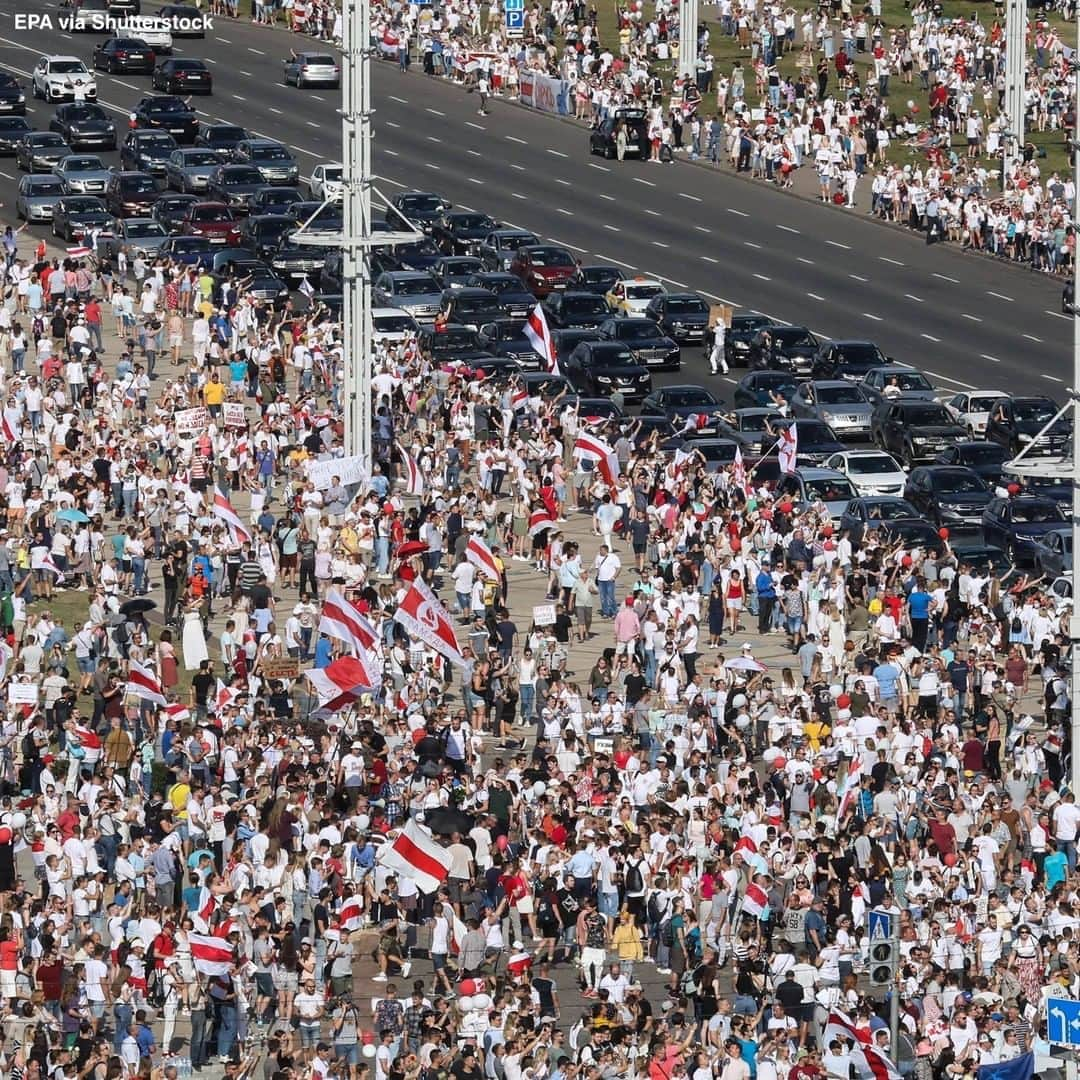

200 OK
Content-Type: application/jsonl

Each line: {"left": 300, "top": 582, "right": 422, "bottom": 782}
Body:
{"left": 120, "top": 598, "right": 157, "bottom": 616}
{"left": 422, "top": 807, "right": 475, "bottom": 836}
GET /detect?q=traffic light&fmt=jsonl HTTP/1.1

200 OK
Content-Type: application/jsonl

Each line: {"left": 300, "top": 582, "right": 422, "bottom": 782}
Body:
{"left": 869, "top": 940, "right": 898, "bottom": 987}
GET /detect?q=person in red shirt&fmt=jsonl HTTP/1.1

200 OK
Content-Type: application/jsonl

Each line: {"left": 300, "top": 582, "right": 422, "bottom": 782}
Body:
{"left": 0, "top": 926, "right": 20, "bottom": 1001}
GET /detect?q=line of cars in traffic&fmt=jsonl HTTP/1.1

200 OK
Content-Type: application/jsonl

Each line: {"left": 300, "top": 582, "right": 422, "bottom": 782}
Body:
{"left": 363, "top": 190, "right": 1077, "bottom": 586}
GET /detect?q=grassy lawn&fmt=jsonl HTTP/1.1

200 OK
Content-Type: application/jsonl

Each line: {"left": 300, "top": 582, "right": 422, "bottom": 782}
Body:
{"left": 587, "top": 0, "right": 1073, "bottom": 179}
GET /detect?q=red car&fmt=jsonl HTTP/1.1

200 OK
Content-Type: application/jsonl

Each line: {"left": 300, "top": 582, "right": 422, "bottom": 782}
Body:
{"left": 180, "top": 201, "right": 241, "bottom": 245}
{"left": 509, "top": 243, "right": 578, "bottom": 298}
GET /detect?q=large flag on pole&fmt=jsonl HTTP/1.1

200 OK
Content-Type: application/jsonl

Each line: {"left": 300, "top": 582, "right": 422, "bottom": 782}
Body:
{"left": 524, "top": 303, "right": 559, "bottom": 375}
{"left": 306, "top": 654, "right": 381, "bottom": 713}
{"left": 741, "top": 881, "right": 770, "bottom": 920}
{"left": 212, "top": 486, "right": 252, "bottom": 545}
{"left": 338, "top": 895, "right": 364, "bottom": 932}
{"left": 189, "top": 932, "right": 236, "bottom": 976}
{"left": 777, "top": 423, "right": 798, "bottom": 474}
{"left": 376, "top": 818, "right": 452, "bottom": 894}
{"left": 823, "top": 1011, "right": 903, "bottom": 1080}
{"left": 393, "top": 577, "right": 467, "bottom": 669}
{"left": 465, "top": 535, "right": 501, "bottom": 582}
{"left": 573, "top": 431, "right": 620, "bottom": 490}
{"left": 126, "top": 658, "right": 167, "bottom": 707}
{"left": 397, "top": 442, "right": 425, "bottom": 496}
{"left": 319, "top": 589, "right": 380, "bottom": 655}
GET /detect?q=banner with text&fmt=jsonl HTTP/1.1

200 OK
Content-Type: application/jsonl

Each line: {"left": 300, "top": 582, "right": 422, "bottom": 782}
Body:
{"left": 519, "top": 71, "right": 572, "bottom": 116}
{"left": 175, "top": 407, "right": 209, "bottom": 436}
{"left": 305, "top": 454, "right": 368, "bottom": 491}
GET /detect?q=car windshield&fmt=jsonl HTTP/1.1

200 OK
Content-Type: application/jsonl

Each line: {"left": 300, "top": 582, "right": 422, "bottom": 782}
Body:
{"left": 866, "top": 500, "right": 917, "bottom": 520}
{"left": 0, "top": 120, "right": 29, "bottom": 130}
{"left": 1013, "top": 502, "right": 1063, "bottom": 523}
{"left": 936, "top": 472, "right": 987, "bottom": 493}
{"left": 442, "top": 261, "right": 482, "bottom": 275}
{"left": 698, "top": 444, "right": 734, "bottom": 461}
{"left": 905, "top": 406, "right": 951, "bottom": 425}
{"left": 452, "top": 214, "right": 494, "bottom": 230}
{"left": 960, "top": 444, "right": 1009, "bottom": 464}
{"left": 665, "top": 390, "right": 716, "bottom": 407}
{"left": 63, "top": 198, "right": 104, "bottom": 212}
{"left": 207, "top": 127, "right": 245, "bottom": 141}
{"left": 304, "top": 55, "right": 337, "bottom": 66}
{"left": 666, "top": 298, "right": 708, "bottom": 313}
{"left": 774, "top": 328, "right": 816, "bottom": 347}
{"left": 752, "top": 374, "right": 795, "bottom": 390}
{"left": 400, "top": 195, "right": 444, "bottom": 213}
{"left": 50, "top": 61, "right": 89, "bottom": 74}
{"left": 146, "top": 97, "right": 190, "bottom": 113}
{"left": 193, "top": 207, "right": 231, "bottom": 222}
{"left": 815, "top": 386, "right": 867, "bottom": 404}
{"left": 226, "top": 168, "right": 263, "bottom": 183}
{"left": 392, "top": 240, "right": 438, "bottom": 258}
{"left": 65, "top": 107, "right": 105, "bottom": 122}
{"left": 431, "top": 330, "right": 476, "bottom": 350}
{"left": 140, "top": 134, "right": 175, "bottom": 146}
{"left": 793, "top": 422, "right": 834, "bottom": 441}
{"left": 252, "top": 146, "right": 291, "bottom": 162}
{"left": 619, "top": 323, "right": 662, "bottom": 342}
{"left": 564, "top": 297, "right": 609, "bottom": 314}
{"left": 582, "top": 268, "right": 618, "bottom": 285}
{"left": 848, "top": 455, "right": 900, "bottom": 475}
{"left": 625, "top": 284, "right": 664, "bottom": 299}
{"left": 65, "top": 158, "right": 103, "bottom": 172}
{"left": 836, "top": 344, "right": 883, "bottom": 361}
{"left": 29, "top": 179, "right": 64, "bottom": 194}
{"left": 32, "top": 134, "right": 67, "bottom": 146}
{"left": 122, "top": 176, "right": 157, "bottom": 192}
{"left": 455, "top": 297, "right": 501, "bottom": 317}
{"left": 891, "top": 372, "right": 933, "bottom": 390}
{"left": 181, "top": 152, "right": 220, "bottom": 166}
{"left": 319, "top": 166, "right": 343, "bottom": 182}
{"left": 805, "top": 478, "right": 857, "bottom": 501}
{"left": 392, "top": 277, "right": 438, "bottom": 296}
{"left": 736, "top": 413, "right": 777, "bottom": 432}
{"left": 125, "top": 221, "right": 166, "bottom": 238}
{"left": 171, "top": 238, "right": 209, "bottom": 251}
{"left": 528, "top": 247, "right": 574, "bottom": 267}
{"left": 1014, "top": 401, "right": 1057, "bottom": 423}
{"left": 172, "top": 61, "right": 205, "bottom": 69}
{"left": 374, "top": 315, "right": 415, "bottom": 333}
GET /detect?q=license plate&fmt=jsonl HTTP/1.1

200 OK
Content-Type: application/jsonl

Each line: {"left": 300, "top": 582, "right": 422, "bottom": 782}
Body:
{"left": 171, "top": 127, "right": 188, "bottom": 134}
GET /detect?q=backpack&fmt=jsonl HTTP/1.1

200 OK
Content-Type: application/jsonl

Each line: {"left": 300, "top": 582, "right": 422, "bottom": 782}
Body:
{"left": 660, "top": 918, "right": 674, "bottom": 948}
{"left": 1010, "top": 616, "right": 1022, "bottom": 634}
{"left": 625, "top": 861, "right": 643, "bottom": 894}
{"left": 647, "top": 891, "right": 665, "bottom": 925}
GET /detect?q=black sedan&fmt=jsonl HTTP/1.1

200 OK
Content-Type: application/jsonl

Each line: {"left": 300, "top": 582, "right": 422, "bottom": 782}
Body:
{"left": 542, "top": 291, "right": 612, "bottom": 329}
{"left": 49, "top": 103, "right": 117, "bottom": 151}
{"left": 932, "top": 441, "right": 1012, "bottom": 487}
{"left": 15, "top": 132, "right": 71, "bottom": 172}
{"left": 195, "top": 123, "right": 248, "bottom": 157}
{"left": 572, "top": 264, "right": 624, "bottom": 296}
{"left": 238, "top": 213, "right": 295, "bottom": 258}
{"left": 0, "top": 73, "right": 27, "bottom": 115}
{"left": 810, "top": 339, "right": 889, "bottom": 381}
{"left": 732, "top": 370, "right": 798, "bottom": 408}
{"left": 0, "top": 117, "right": 33, "bottom": 155}
{"left": 158, "top": 4, "right": 209, "bottom": 36}
{"left": 644, "top": 292, "right": 710, "bottom": 343}
{"left": 839, "top": 496, "right": 944, "bottom": 548}
{"left": 717, "top": 313, "right": 772, "bottom": 367}
{"left": 597, "top": 318, "right": 680, "bottom": 370}
{"left": 51, "top": 196, "right": 111, "bottom": 242}
{"left": 248, "top": 186, "right": 305, "bottom": 216}
{"left": 748, "top": 324, "right": 820, "bottom": 374}
{"left": 132, "top": 95, "right": 198, "bottom": 143}
{"left": 904, "top": 465, "right": 993, "bottom": 529}
{"left": 152, "top": 192, "right": 200, "bottom": 232}
{"left": 982, "top": 495, "right": 1067, "bottom": 564}
{"left": 463, "top": 272, "right": 533, "bottom": 321}
{"left": 563, "top": 340, "right": 651, "bottom": 400}
{"left": 93, "top": 37, "right": 157, "bottom": 74}
{"left": 386, "top": 191, "right": 452, "bottom": 232}
{"left": 153, "top": 58, "right": 213, "bottom": 94}
{"left": 208, "top": 165, "right": 266, "bottom": 212}
{"left": 640, "top": 385, "right": 725, "bottom": 434}
{"left": 430, "top": 211, "right": 500, "bottom": 255}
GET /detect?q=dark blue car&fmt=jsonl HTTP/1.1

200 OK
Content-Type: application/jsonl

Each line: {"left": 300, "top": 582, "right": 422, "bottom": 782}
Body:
{"left": 732, "top": 370, "right": 798, "bottom": 409}
{"left": 981, "top": 495, "right": 1067, "bottom": 564}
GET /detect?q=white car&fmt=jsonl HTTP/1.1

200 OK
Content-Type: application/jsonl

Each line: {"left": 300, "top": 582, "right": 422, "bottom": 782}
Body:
{"left": 309, "top": 163, "right": 343, "bottom": 202}
{"left": 941, "top": 389, "right": 1007, "bottom": 437}
{"left": 372, "top": 307, "right": 419, "bottom": 345}
{"left": 31, "top": 56, "right": 97, "bottom": 103}
{"left": 605, "top": 276, "right": 666, "bottom": 317}
{"left": 112, "top": 17, "right": 174, "bottom": 52}
{"left": 823, "top": 449, "right": 908, "bottom": 496}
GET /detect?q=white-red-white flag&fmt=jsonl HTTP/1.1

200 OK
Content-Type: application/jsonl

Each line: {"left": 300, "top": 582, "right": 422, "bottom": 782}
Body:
{"left": 306, "top": 654, "right": 381, "bottom": 713}
{"left": 215, "top": 679, "right": 239, "bottom": 712}
{"left": 397, "top": 442, "right": 425, "bottom": 496}
{"left": 777, "top": 422, "right": 798, "bottom": 474}
{"left": 339, "top": 895, "right": 363, "bottom": 932}
{"left": 733, "top": 445, "right": 753, "bottom": 496}
{"left": 465, "top": 535, "right": 501, "bottom": 582}
{"left": 527, "top": 506, "right": 557, "bottom": 538}
{"left": 1, "top": 409, "right": 19, "bottom": 443}
{"left": 823, "top": 1011, "right": 902, "bottom": 1080}
{"left": 741, "top": 881, "right": 770, "bottom": 920}
{"left": 319, "top": 589, "right": 380, "bottom": 656}
{"left": 73, "top": 723, "right": 102, "bottom": 764}
{"left": 573, "top": 431, "right": 620, "bottom": 490}
{"left": 523, "top": 303, "right": 559, "bottom": 375}
{"left": 66, "top": 246, "right": 92, "bottom": 258}
{"left": 189, "top": 932, "right": 235, "bottom": 976}
{"left": 212, "top": 486, "right": 252, "bottom": 545}
{"left": 166, "top": 703, "right": 191, "bottom": 724}
{"left": 510, "top": 386, "right": 528, "bottom": 411}
{"left": 126, "top": 658, "right": 167, "bottom": 707}
{"left": 376, "top": 818, "right": 452, "bottom": 894}
{"left": 393, "top": 577, "right": 467, "bottom": 669}
{"left": 190, "top": 886, "right": 218, "bottom": 932}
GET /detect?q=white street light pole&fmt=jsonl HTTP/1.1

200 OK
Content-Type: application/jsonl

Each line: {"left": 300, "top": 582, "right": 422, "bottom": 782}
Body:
{"left": 678, "top": 0, "right": 697, "bottom": 80}
{"left": 1070, "top": 0, "right": 1080, "bottom": 797}
{"left": 1004, "top": 0, "right": 1026, "bottom": 187}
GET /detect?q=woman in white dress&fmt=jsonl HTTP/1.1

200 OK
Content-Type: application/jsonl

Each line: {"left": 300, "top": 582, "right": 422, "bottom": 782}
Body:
{"left": 257, "top": 534, "right": 278, "bottom": 585}
{"left": 182, "top": 599, "right": 209, "bottom": 671}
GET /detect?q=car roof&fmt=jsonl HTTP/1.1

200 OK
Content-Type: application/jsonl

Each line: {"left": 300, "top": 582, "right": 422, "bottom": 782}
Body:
{"left": 616, "top": 276, "right": 663, "bottom": 287}
{"left": 372, "top": 307, "right": 411, "bottom": 318}
{"left": 43, "top": 55, "right": 85, "bottom": 63}
{"left": 795, "top": 467, "right": 849, "bottom": 479}
{"left": 865, "top": 363, "right": 918, "bottom": 374}
{"left": 804, "top": 379, "right": 862, "bottom": 389}
{"left": 445, "top": 287, "right": 497, "bottom": 298}
{"left": 657, "top": 384, "right": 714, "bottom": 393}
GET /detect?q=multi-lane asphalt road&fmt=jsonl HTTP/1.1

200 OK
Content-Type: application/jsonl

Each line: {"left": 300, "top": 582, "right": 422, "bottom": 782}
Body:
{"left": 0, "top": 0, "right": 1070, "bottom": 398}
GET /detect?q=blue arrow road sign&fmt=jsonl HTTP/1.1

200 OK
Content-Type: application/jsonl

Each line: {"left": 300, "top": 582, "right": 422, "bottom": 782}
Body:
{"left": 1047, "top": 998, "right": 1080, "bottom": 1047}
{"left": 868, "top": 910, "right": 892, "bottom": 943}
{"left": 505, "top": 0, "right": 524, "bottom": 9}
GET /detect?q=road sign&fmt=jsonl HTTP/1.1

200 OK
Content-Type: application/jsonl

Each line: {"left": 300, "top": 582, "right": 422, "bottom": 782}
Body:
{"left": 505, "top": 7, "right": 524, "bottom": 33}
{"left": 1047, "top": 998, "right": 1080, "bottom": 1047}
{"left": 868, "top": 910, "right": 893, "bottom": 943}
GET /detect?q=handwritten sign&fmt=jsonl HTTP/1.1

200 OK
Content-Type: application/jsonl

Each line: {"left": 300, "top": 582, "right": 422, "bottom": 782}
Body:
{"left": 532, "top": 603, "right": 557, "bottom": 627}
{"left": 306, "top": 454, "right": 368, "bottom": 491}
{"left": 175, "top": 407, "right": 209, "bottom": 436}
{"left": 223, "top": 403, "right": 247, "bottom": 429}
{"left": 260, "top": 658, "right": 300, "bottom": 680}
{"left": 8, "top": 684, "right": 39, "bottom": 706}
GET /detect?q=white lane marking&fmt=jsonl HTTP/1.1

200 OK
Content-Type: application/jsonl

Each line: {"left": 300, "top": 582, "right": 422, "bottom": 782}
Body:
{"left": 753, "top": 273, "right": 771, "bottom": 281}
{"left": 796, "top": 256, "right": 814, "bottom": 265}
{"left": 389, "top": 95, "right": 409, "bottom": 104}
{"left": 701, "top": 292, "right": 736, "bottom": 304}
{"left": 1023, "top": 334, "right": 1042, "bottom": 343}
{"left": 511, "top": 192, "right": 526, "bottom": 199}
{"left": 652, "top": 273, "right": 687, "bottom": 288}
{"left": 988, "top": 291, "right": 1014, "bottom": 301}
{"left": 813, "top": 331, "right": 833, "bottom": 340}
{"left": 547, "top": 148, "right": 568, "bottom": 158}
{"left": 112, "top": 78, "right": 137, "bottom": 89}
{"left": 385, "top": 120, "right": 400, "bottom": 127}
{"left": 510, "top": 163, "right": 525, "bottom": 171}
{"left": 555, "top": 208, "right": 573, "bottom": 215}
{"left": 588, "top": 163, "right": 609, "bottom": 172}
{"left": 695, "top": 226, "right": 710, "bottom": 233}
{"left": 744, "top": 241, "right": 761, "bottom": 249}
{"left": 549, "top": 239, "right": 587, "bottom": 252}
{"left": 425, "top": 163, "right": 441, "bottom": 170}
{"left": 826, "top": 240, "right": 850, "bottom": 249}
{"left": 980, "top": 354, "right": 1001, "bottom": 363}
{"left": 599, "top": 194, "right": 615, "bottom": 201}
{"left": 926, "top": 371, "right": 975, "bottom": 388}
{"left": 467, "top": 150, "right": 481, "bottom": 157}
{"left": 60, "top": 32, "right": 73, "bottom": 39}
{"left": 375, "top": 174, "right": 406, "bottom": 187}
{"left": 311, "top": 94, "right": 325, "bottom": 101}
{"left": 0, "top": 170, "right": 12, "bottom": 180}
{"left": 603, "top": 225, "right": 620, "bottom": 232}
{"left": 554, "top": 178, "right": 571, "bottom": 186}
{"left": 863, "top": 312, "right": 882, "bottom": 321}
{"left": 427, "top": 136, "right": 442, "bottom": 143}
{"left": 679, "top": 192, "right": 702, "bottom": 202}
{"left": 234, "top": 95, "right": 246, "bottom": 101}
{"left": 701, "top": 256, "right": 718, "bottom": 263}
{"left": 465, "top": 121, "right": 485, "bottom": 131}
{"left": 644, "top": 209, "right": 660, "bottom": 217}
{"left": 633, "top": 177, "right": 655, "bottom": 187}
{"left": 270, "top": 107, "right": 283, "bottom": 115}
{"left": 595, "top": 254, "right": 636, "bottom": 269}
{"left": 961, "top": 314, "right": 981, "bottom": 322}
{"left": 932, "top": 272, "right": 959, "bottom": 283}
{"left": 383, "top": 149, "right": 399, "bottom": 156}
{"left": 248, "top": 47, "right": 265, "bottom": 55}
{"left": 905, "top": 293, "right": 923, "bottom": 302}
{"left": 506, "top": 135, "right": 526, "bottom": 144}
{"left": 306, "top": 121, "right": 319, "bottom": 127}
{"left": 467, "top": 177, "right": 484, "bottom": 185}
{"left": 652, "top": 241, "right": 669, "bottom": 248}
{"left": 240, "top": 70, "right": 252, "bottom": 76}
{"left": 1043, "top": 374, "right": 1065, "bottom": 383}
{"left": 879, "top": 257, "right": 904, "bottom": 266}
{"left": 204, "top": 58, "right": 217, "bottom": 63}
{"left": 777, "top": 224, "right": 799, "bottom": 234}
{"left": 921, "top": 333, "right": 940, "bottom": 342}
{"left": 727, "top": 208, "right": 749, "bottom": 217}
{"left": 1046, "top": 310, "right": 1071, "bottom": 321}
{"left": 807, "top": 292, "right": 825, "bottom": 301}
{"left": 849, "top": 274, "right": 869, "bottom": 282}
{"left": 426, "top": 108, "right": 446, "bottom": 116}
{"left": 218, "top": 36, "right": 231, "bottom": 42}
